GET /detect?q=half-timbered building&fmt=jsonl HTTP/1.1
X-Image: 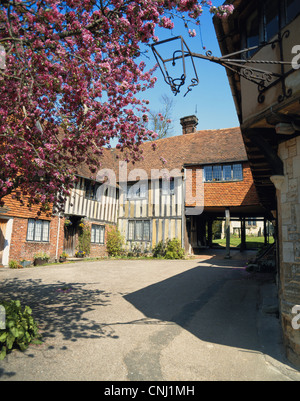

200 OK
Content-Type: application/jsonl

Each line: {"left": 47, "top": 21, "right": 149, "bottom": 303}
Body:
{"left": 0, "top": 116, "right": 266, "bottom": 264}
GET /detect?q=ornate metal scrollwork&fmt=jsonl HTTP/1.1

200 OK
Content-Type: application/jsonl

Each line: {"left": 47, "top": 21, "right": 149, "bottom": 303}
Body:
{"left": 151, "top": 30, "right": 294, "bottom": 103}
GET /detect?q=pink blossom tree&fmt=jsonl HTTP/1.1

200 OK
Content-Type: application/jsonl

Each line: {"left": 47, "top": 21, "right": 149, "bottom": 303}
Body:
{"left": 0, "top": 0, "right": 233, "bottom": 214}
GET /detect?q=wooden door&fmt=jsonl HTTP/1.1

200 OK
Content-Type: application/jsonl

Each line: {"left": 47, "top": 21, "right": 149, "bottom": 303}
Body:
{"left": 0, "top": 219, "right": 7, "bottom": 265}
{"left": 63, "top": 217, "right": 80, "bottom": 256}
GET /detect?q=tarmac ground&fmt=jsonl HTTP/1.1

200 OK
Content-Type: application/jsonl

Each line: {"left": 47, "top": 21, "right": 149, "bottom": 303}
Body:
{"left": 0, "top": 251, "right": 300, "bottom": 382}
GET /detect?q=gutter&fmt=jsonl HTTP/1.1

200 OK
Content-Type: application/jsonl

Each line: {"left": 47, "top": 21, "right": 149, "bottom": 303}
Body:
{"left": 55, "top": 213, "right": 61, "bottom": 262}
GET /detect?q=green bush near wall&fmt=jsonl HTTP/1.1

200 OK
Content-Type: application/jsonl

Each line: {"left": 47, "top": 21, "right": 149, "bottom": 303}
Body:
{"left": 0, "top": 300, "right": 42, "bottom": 360}
{"left": 152, "top": 238, "right": 185, "bottom": 259}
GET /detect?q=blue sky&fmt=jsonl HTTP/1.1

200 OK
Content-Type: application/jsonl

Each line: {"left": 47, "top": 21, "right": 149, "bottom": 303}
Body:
{"left": 139, "top": 1, "right": 240, "bottom": 136}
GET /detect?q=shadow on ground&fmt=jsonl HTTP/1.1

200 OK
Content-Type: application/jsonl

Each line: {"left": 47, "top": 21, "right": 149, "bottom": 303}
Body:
{"left": 0, "top": 278, "right": 113, "bottom": 342}
{"left": 124, "top": 260, "right": 284, "bottom": 367}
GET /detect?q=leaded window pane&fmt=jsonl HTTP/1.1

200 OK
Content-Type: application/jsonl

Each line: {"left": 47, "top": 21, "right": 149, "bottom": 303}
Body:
{"left": 27, "top": 219, "right": 35, "bottom": 241}
{"left": 42, "top": 221, "right": 49, "bottom": 241}
{"left": 213, "top": 165, "right": 222, "bottom": 181}
{"left": 34, "top": 220, "right": 42, "bottom": 241}
{"left": 223, "top": 165, "right": 232, "bottom": 181}
{"left": 233, "top": 164, "right": 243, "bottom": 180}
{"left": 128, "top": 221, "right": 134, "bottom": 240}
{"left": 204, "top": 166, "right": 213, "bottom": 182}
{"left": 135, "top": 220, "right": 143, "bottom": 240}
{"left": 143, "top": 221, "right": 150, "bottom": 241}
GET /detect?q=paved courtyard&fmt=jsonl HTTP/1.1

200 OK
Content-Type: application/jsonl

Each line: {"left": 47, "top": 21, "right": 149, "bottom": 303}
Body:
{"left": 0, "top": 256, "right": 300, "bottom": 381}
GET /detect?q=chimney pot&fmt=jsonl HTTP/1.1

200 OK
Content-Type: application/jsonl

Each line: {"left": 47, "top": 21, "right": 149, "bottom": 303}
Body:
{"left": 180, "top": 115, "right": 198, "bottom": 135}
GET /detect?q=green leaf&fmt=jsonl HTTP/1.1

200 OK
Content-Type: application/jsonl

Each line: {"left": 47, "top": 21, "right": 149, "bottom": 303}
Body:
{"left": 18, "top": 342, "right": 28, "bottom": 352}
{"left": 9, "top": 327, "right": 18, "bottom": 338}
{"left": 31, "top": 338, "right": 43, "bottom": 345}
{"left": 0, "top": 346, "right": 7, "bottom": 360}
{"left": 7, "top": 320, "right": 15, "bottom": 329}
{"left": 6, "top": 333, "right": 14, "bottom": 350}
{"left": 14, "top": 300, "right": 21, "bottom": 308}
{"left": 0, "top": 331, "right": 7, "bottom": 343}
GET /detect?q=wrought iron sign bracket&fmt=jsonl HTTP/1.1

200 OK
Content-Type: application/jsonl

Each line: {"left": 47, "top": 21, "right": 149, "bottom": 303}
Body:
{"left": 151, "top": 31, "right": 293, "bottom": 104}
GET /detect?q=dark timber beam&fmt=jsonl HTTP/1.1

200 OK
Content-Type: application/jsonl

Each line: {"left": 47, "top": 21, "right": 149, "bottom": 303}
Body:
{"left": 245, "top": 129, "right": 284, "bottom": 176}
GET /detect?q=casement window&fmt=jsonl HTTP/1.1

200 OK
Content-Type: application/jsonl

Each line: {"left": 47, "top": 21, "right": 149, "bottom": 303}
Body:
{"left": 26, "top": 219, "right": 50, "bottom": 242}
{"left": 91, "top": 224, "right": 105, "bottom": 244}
{"left": 127, "top": 220, "right": 151, "bottom": 241}
{"left": 127, "top": 181, "right": 147, "bottom": 199}
{"left": 246, "top": 8, "right": 260, "bottom": 55}
{"left": 160, "top": 178, "right": 175, "bottom": 195}
{"left": 84, "top": 180, "right": 101, "bottom": 200}
{"left": 247, "top": 218, "right": 257, "bottom": 226}
{"left": 203, "top": 163, "right": 243, "bottom": 182}
{"left": 243, "top": 0, "right": 300, "bottom": 58}
{"left": 285, "top": 0, "right": 300, "bottom": 24}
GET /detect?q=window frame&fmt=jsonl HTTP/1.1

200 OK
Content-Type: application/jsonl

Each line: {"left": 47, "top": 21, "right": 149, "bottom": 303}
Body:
{"left": 91, "top": 224, "right": 105, "bottom": 244}
{"left": 241, "top": 0, "right": 296, "bottom": 59}
{"left": 203, "top": 163, "right": 243, "bottom": 183}
{"left": 160, "top": 178, "right": 175, "bottom": 196}
{"left": 84, "top": 179, "right": 101, "bottom": 200}
{"left": 126, "top": 181, "right": 148, "bottom": 200}
{"left": 26, "top": 219, "right": 50, "bottom": 242}
{"left": 127, "top": 219, "right": 151, "bottom": 242}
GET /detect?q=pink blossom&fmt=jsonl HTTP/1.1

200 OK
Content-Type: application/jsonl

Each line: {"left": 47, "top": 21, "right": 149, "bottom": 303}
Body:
{"left": 0, "top": 0, "right": 232, "bottom": 213}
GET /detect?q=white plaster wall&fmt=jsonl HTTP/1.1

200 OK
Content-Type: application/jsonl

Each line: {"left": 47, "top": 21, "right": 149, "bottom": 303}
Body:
{"left": 2, "top": 217, "right": 13, "bottom": 266}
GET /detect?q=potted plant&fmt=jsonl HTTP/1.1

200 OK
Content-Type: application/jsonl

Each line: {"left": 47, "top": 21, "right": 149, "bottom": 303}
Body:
{"left": 64, "top": 218, "right": 72, "bottom": 227}
{"left": 19, "top": 259, "right": 31, "bottom": 268}
{"left": 59, "top": 252, "right": 68, "bottom": 263}
{"left": 75, "top": 250, "right": 85, "bottom": 258}
{"left": 33, "top": 252, "right": 50, "bottom": 266}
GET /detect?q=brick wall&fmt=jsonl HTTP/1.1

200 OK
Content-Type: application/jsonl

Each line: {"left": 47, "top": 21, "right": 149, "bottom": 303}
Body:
{"left": 185, "top": 162, "right": 260, "bottom": 207}
{"left": 84, "top": 221, "right": 108, "bottom": 258}
{"left": 277, "top": 136, "right": 300, "bottom": 368}
{"left": 9, "top": 215, "right": 65, "bottom": 263}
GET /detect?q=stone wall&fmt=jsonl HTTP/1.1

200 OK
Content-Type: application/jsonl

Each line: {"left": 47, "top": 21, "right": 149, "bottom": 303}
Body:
{"left": 278, "top": 136, "right": 300, "bottom": 367}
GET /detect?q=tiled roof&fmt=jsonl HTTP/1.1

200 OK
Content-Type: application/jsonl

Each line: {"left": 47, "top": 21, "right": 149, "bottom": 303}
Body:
{"left": 77, "top": 126, "right": 247, "bottom": 181}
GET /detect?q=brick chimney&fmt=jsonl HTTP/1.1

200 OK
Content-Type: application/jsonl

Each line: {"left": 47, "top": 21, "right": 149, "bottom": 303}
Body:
{"left": 180, "top": 115, "right": 198, "bottom": 135}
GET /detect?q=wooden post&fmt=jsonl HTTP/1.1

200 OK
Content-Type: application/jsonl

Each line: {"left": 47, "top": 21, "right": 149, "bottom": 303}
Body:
{"left": 225, "top": 208, "right": 231, "bottom": 259}
{"left": 264, "top": 217, "right": 268, "bottom": 245}
{"left": 240, "top": 217, "right": 246, "bottom": 252}
{"left": 207, "top": 218, "right": 213, "bottom": 248}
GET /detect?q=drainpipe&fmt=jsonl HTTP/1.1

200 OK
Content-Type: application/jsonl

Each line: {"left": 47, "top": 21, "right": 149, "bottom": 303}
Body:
{"left": 55, "top": 213, "right": 61, "bottom": 262}
{"left": 225, "top": 208, "right": 231, "bottom": 259}
{"left": 181, "top": 168, "right": 186, "bottom": 250}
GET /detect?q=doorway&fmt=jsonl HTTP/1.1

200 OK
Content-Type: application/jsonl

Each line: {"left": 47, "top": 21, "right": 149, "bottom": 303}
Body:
{"left": 63, "top": 216, "right": 81, "bottom": 256}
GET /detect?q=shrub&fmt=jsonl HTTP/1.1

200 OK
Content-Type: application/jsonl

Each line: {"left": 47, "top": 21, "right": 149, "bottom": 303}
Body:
{"left": 152, "top": 240, "right": 166, "bottom": 258}
{"left": 33, "top": 251, "right": 49, "bottom": 261}
{"left": 0, "top": 300, "right": 42, "bottom": 360}
{"left": 8, "top": 260, "right": 19, "bottom": 269}
{"left": 152, "top": 238, "right": 185, "bottom": 259}
{"left": 106, "top": 226, "right": 124, "bottom": 256}
{"left": 164, "top": 238, "right": 185, "bottom": 259}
